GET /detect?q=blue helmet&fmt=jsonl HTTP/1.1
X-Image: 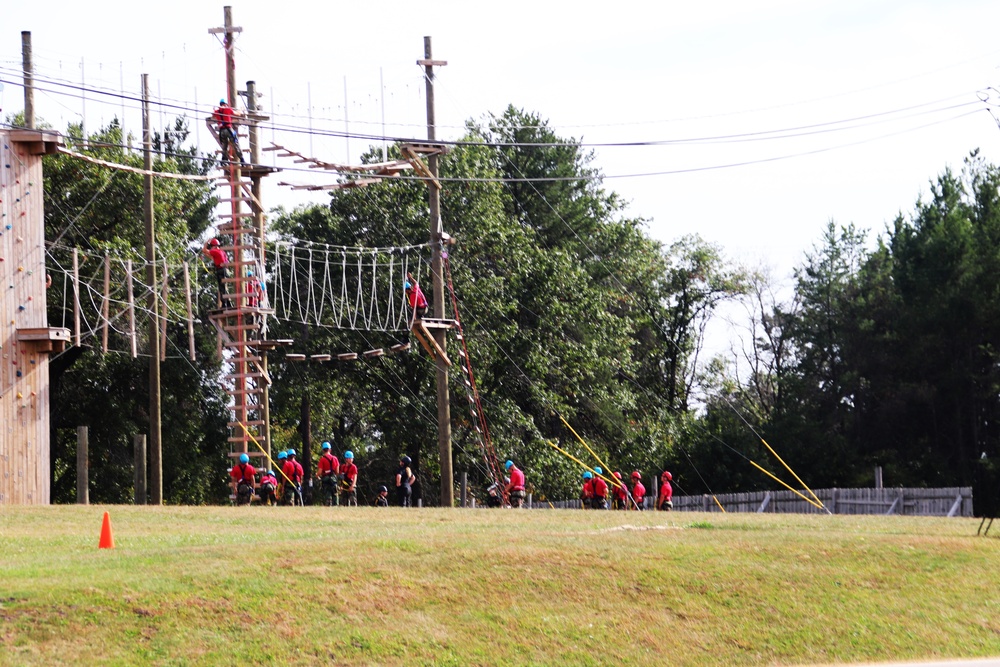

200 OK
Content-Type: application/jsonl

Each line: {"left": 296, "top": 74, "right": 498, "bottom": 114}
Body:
{"left": 583, "top": 471, "right": 593, "bottom": 480}
{"left": 344, "top": 450, "right": 354, "bottom": 459}
{"left": 268, "top": 470, "right": 274, "bottom": 476}
{"left": 246, "top": 269, "right": 254, "bottom": 277}
{"left": 277, "top": 450, "right": 287, "bottom": 460}
{"left": 239, "top": 453, "right": 249, "bottom": 464}
{"left": 594, "top": 466, "right": 603, "bottom": 476}
{"left": 504, "top": 460, "right": 513, "bottom": 471}
{"left": 286, "top": 448, "right": 296, "bottom": 457}
{"left": 321, "top": 441, "right": 331, "bottom": 450}
{"left": 219, "top": 98, "right": 226, "bottom": 105}
{"left": 403, "top": 281, "right": 412, "bottom": 290}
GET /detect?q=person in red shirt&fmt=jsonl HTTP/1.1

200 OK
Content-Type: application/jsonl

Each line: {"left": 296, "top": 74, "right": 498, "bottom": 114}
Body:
{"left": 504, "top": 460, "right": 526, "bottom": 508}
{"left": 630, "top": 471, "right": 646, "bottom": 510}
{"left": 589, "top": 467, "right": 609, "bottom": 510}
{"left": 246, "top": 270, "right": 263, "bottom": 308}
{"left": 259, "top": 469, "right": 278, "bottom": 506}
{"left": 658, "top": 470, "right": 674, "bottom": 511}
{"left": 610, "top": 471, "right": 629, "bottom": 510}
{"left": 580, "top": 471, "right": 594, "bottom": 509}
{"left": 282, "top": 448, "right": 304, "bottom": 506}
{"left": 316, "top": 442, "right": 340, "bottom": 506}
{"left": 339, "top": 450, "right": 358, "bottom": 506}
{"left": 212, "top": 99, "right": 245, "bottom": 165}
{"left": 229, "top": 453, "right": 256, "bottom": 505}
{"left": 404, "top": 274, "right": 428, "bottom": 322}
{"left": 202, "top": 238, "right": 229, "bottom": 307}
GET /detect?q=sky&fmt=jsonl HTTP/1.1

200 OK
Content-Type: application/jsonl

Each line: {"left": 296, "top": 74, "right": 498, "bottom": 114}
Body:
{"left": 3, "top": 0, "right": 1000, "bottom": 345}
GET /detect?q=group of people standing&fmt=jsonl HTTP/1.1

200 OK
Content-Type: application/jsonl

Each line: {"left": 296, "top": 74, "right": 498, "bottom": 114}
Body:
{"left": 581, "top": 469, "right": 673, "bottom": 510}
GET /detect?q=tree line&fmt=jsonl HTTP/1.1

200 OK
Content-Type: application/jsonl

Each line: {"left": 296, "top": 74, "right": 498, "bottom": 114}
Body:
{"left": 30, "top": 107, "right": 998, "bottom": 504}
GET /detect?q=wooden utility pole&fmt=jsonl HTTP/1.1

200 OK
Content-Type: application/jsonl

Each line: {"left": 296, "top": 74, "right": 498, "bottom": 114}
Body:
{"left": 246, "top": 78, "right": 271, "bottom": 458}
{"left": 142, "top": 73, "right": 163, "bottom": 504}
{"left": 21, "top": 32, "right": 33, "bottom": 129}
{"left": 419, "top": 36, "right": 454, "bottom": 507}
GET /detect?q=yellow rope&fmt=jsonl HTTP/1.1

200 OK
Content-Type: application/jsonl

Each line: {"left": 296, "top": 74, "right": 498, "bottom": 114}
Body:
{"left": 236, "top": 421, "right": 295, "bottom": 487}
{"left": 748, "top": 460, "right": 824, "bottom": 509}
{"left": 760, "top": 438, "right": 826, "bottom": 510}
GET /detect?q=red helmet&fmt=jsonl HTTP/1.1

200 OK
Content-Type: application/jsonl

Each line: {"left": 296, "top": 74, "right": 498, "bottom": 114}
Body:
{"left": 612, "top": 471, "right": 622, "bottom": 479}
{"left": 630, "top": 471, "right": 641, "bottom": 480}
{"left": 209, "top": 238, "right": 220, "bottom": 247}
{"left": 662, "top": 471, "right": 672, "bottom": 481}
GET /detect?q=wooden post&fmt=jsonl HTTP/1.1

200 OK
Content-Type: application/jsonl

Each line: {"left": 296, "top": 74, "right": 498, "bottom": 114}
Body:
{"left": 247, "top": 79, "right": 271, "bottom": 457}
{"left": 142, "top": 73, "right": 163, "bottom": 505}
{"left": 21, "top": 32, "right": 34, "bottom": 129}
{"left": 134, "top": 434, "right": 146, "bottom": 505}
{"left": 183, "top": 261, "right": 195, "bottom": 361}
{"left": 76, "top": 426, "right": 88, "bottom": 505}
{"left": 72, "top": 248, "right": 81, "bottom": 346}
{"left": 126, "top": 259, "right": 137, "bottom": 357}
{"left": 420, "top": 36, "right": 453, "bottom": 508}
{"left": 101, "top": 253, "right": 110, "bottom": 353}
{"left": 875, "top": 466, "right": 883, "bottom": 489}
{"left": 460, "top": 471, "right": 467, "bottom": 508}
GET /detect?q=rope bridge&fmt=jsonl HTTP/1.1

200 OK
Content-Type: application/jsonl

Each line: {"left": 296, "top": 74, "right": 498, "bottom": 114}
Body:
{"left": 270, "top": 240, "right": 431, "bottom": 332}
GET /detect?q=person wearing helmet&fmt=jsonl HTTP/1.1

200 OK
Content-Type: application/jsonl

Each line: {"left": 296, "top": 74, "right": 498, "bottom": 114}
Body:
{"left": 630, "top": 471, "right": 646, "bottom": 510}
{"left": 202, "top": 238, "right": 230, "bottom": 307}
{"left": 395, "top": 455, "right": 416, "bottom": 507}
{"left": 504, "top": 460, "right": 526, "bottom": 508}
{"left": 282, "top": 449, "right": 304, "bottom": 506}
{"left": 580, "top": 471, "right": 594, "bottom": 509}
{"left": 373, "top": 484, "right": 389, "bottom": 507}
{"left": 657, "top": 471, "right": 674, "bottom": 511}
{"left": 259, "top": 468, "right": 278, "bottom": 506}
{"left": 339, "top": 451, "right": 358, "bottom": 507}
{"left": 316, "top": 442, "right": 340, "bottom": 507}
{"left": 245, "top": 268, "right": 264, "bottom": 312}
{"left": 589, "top": 468, "right": 609, "bottom": 510}
{"left": 611, "top": 471, "right": 629, "bottom": 510}
{"left": 229, "top": 452, "right": 257, "bottom": 506}
{"left": 485, "top": 482, "right": 503, "bottom": 508}
{"left": 275, "top": 450, "right": 288, "bottom": 503}
{"left": 403, "top": 272, "right": 428, "bottom": 322}
{"left": 211, "top": 98, "right": 245, "bottom": 165}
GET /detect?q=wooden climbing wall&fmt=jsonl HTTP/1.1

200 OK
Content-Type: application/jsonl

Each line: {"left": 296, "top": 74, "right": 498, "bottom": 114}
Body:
{"left": 0, "top": 130, "right": 64, "bottom": 505}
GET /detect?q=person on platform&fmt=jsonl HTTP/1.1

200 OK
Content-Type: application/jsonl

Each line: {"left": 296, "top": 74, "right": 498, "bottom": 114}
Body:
{"left": 611, "top": 471, "right": 629, "bottom": 510}
{"left": 630, "top": 471, "right": 646, "bottom": 510}
{"left": 259, "top": 469, "right": 278, "bottom": 506}
{"left": 229, "top": 453, "right": 256, "bottom": 506}
{"left": 581, "top": 471, "right": 594, "bottom": 509}
{"left": 658, "top": 471, "right": 674, "bottom": 511}
{"left": 212, "top": 98, "right": 245, "bottom": 165}
{"left": 395, "top": 455, "right": 416, "bottom": 507}
{"left": 504, "top": 460, "right": 526, "bottom": 508}
{"left": 245, "top": 270, "right": 264, "bottom": 308}
{"left": 282, "top": 448, "right": 304, "bottom": 506}
{"left": 202, "top": 238, "right": 229, "bottom": 307}
{"left": 373, "top": 485, "right": 389, "bottom": 507}
{"left": 339, "top": 450, "right": 358, "bottom": 506}
{"left": 316, "top": 442, "right": 340, "bottom": 506}
{"left": 404, "top": 274, "right": 428, "bottom": 322}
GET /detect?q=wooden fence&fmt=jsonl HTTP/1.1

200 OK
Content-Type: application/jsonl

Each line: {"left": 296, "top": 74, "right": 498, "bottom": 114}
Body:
{"left": 527, "top": 487, "right": 974, "bottom": 517}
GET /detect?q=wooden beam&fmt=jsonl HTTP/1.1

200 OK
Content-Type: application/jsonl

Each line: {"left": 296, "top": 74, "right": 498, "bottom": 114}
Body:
{"left": 101, "top": 254, "right": 110, "bottom": 353}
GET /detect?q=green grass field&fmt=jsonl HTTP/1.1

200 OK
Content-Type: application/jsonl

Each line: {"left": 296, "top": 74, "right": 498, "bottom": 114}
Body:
{"left": 1, "top": 506, "right": 999, "bottom": 666}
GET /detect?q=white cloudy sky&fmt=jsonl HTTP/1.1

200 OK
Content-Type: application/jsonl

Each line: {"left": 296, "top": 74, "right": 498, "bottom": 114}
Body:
{"left": 3, "top": 0, "right": 1000, "bottom": 286}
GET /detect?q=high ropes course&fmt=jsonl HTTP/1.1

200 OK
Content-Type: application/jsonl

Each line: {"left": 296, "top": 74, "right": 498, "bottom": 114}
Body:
{"left": 36, "top": 7, "right": 824, "bottom": 509}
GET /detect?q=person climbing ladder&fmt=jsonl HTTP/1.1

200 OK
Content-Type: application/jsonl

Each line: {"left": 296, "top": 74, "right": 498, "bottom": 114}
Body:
{"left": 212, "top": 98, "right": 245, "bottom": 165}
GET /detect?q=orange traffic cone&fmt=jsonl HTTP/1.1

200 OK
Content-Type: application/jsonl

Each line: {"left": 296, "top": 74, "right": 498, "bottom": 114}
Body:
{"left": 98, "top": 511, "right": 115, "bottom": 549}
